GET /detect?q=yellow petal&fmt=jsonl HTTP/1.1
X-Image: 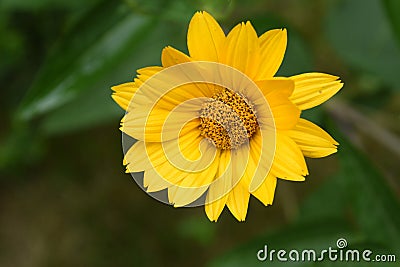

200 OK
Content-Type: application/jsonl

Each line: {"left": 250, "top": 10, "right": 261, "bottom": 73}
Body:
{"left": 152, "top": 135, "right": 219, "bottom": 187}
{"left": 122, "top": 87, "right": 205, "bottom": 141}
{"left": 124, "top": 140, "right": 215, "bottom": 196}
{"left": 132, "top": 67, "right": 164, "bottom": 101}
{"left": 111, "top": 66, "right": 163, "bottom": 111}
{"left": 161, "top": 46, "right": 192, "bottom": 67}
{"left": 287, "top": 118, "right": 338, "bottom": 158}
{"left": 187, "top": 11, "right": 226, "bottom": 61}
{"left": 144, "top": 168, "right": 171, "bottom": 192}
{"left": 205, "top": 150, "right": 232, "bottom": 221}
{"left": 176, "top": 144, "right": 220, "bottom": 187}
{"left": 255, "top": 78, "right": 294, "bottom": 98}
{"left": 269, "top": 102, "right": 300, "bottom": 130}
{"left": 226, "top": 181, "right": 250, "bottom": 221}
{"left": 132, "top": 76, "right": 209, "bottom": 112}
{"left": 252, "top": 174, "right": 277, "bottom": 206}
{"left": 122, "top": 107, "right": 200, "bottom": 142}
{"left": 137, "top": 66, "right": 163, "bottom": 77}
{"left": 223, "top": 21, "right": 261, "bottom": 79}
{"left": 231, "top": 130, "right": 274, "bottom": 193}
{"left": 127, "top": 137, "right": 212, "bottom": 196}
{"left": 168, "top": 185, "right": 208, "bottom": 207}
{"left": 289, "top": 72, "right": 343, "bottom": 110}
{"left": 111, "top": 82, "right": 137, "bottom": 111}
{"left": 205, "top": 194, "right": 228, "bottom": 222}
{"left": 256, "top": 29, "right": 287, "bottom": 79}
{"left": 233, "top": 144, "right": 255, "bottom": 189}
{"left": 271, "top": 133, "right": 308, "bottom": 181}
{"left": 246, "top": 130, "right": 276, "bottom": 192}
{"left": 256, "top": 79, "right": 300, "bottom": 130}
{"left": 161, "top": 46, "right": 217, "bottom": 96}
{"left": 125, "top": 141, "right": 167, "bottom": 172}
{"left": 124, "top": 122, "right": 202, "bottom": 173}
{"left": 124, "top": 141, "right": 150, "bottom": 172}
{"left": 168, "top": 147, "right": 219, "bottom": 207}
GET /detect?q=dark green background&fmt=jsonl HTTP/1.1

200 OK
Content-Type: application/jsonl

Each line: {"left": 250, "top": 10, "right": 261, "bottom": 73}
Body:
{"left": 0, "top": 0, "right": 399, "bottom": 266}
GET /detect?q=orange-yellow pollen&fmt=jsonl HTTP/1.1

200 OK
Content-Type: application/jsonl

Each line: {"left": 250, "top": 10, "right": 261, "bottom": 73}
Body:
{"left": 199, "top": 88, "right": 259, "bottom": 150}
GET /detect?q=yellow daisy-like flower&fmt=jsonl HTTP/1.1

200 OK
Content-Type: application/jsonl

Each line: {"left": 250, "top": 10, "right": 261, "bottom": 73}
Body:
{"left": 111, "top": 11, "right": 343, "bottom": 221}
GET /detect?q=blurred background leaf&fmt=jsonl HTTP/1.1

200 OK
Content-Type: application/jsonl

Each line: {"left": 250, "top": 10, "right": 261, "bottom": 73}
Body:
{"left": 326, "top": 0, "right": 400, "bottom": 91}
{"left": 17, "top": 1, "right": 155, "bottom": 121}
{"left": 383, "top": 0, "right": 400, "bottom": 45}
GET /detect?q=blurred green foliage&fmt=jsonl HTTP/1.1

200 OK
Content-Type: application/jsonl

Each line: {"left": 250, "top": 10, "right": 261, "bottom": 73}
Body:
{"left": 0, "top": 0, "right": 399, "bottom": 266}
{"left": 326, "top": 0, "right": 400, "bottom": 90}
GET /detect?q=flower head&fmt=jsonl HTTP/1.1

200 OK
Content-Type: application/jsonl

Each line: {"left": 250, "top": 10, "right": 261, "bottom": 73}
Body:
{"left": 112, "top": 11, "right": 343, "bottom": 221}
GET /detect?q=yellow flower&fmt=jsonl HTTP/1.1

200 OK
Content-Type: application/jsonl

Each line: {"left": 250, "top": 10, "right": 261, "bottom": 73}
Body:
{"left": 111, "top": 11, "right": 343, "bottom": 221}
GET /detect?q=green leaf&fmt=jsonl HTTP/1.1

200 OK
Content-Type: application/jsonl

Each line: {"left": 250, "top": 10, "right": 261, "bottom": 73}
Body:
{"left": 334, "top": 133, "right": 400, "bottom": 250}
{"left": 39, "top": 19, "right": 183, "bottom": 135}
{"left": 383, "top": 0, "right": 400, "bottom": 45}
{"left": 325, "top": 0, "right": 400, "bottom": 89}
{"left": 39, "top": 85, "right": 120, "bottom": 135}
{"left": 16, "top": 1, "right": 155, "bottom": 121}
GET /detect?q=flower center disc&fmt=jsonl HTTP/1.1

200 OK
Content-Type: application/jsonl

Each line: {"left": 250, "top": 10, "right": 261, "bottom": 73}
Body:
{"left": 199, "top": 88, "right": 259, "bottom": 150}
